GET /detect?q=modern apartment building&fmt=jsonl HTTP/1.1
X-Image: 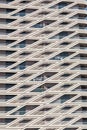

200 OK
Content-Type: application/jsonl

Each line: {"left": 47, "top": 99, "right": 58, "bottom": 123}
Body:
{"left": 0, "top": 0, "right": 87, "bottom": 130}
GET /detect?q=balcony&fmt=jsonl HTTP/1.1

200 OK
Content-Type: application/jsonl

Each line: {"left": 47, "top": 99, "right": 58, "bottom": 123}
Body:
{"left": 19, "top": 20, "right": 31, "bottom": 27}
{"left": 37, "top": 117, "right": 54, "bottom": 125}
{"left": 73, "top": 85, "right": 87, "bottom": 92}
{"left": 12, "top": 105, "right": 38, "bottom": 115}
{"left": 0, "top": 8, "right": 15, "bottom": 14}
{"left": 32, "top": 72, "right": 56, "bottom": 81}
{"left": 73, "top": 65, "right": 87, "bottom": 70}
{"left": 0, "top": 72, "right": 15, "bottom": 79}
{"left": 51, "top": 52, "right": 73, "bottom": 60}
{"left": 52, "top": 94, "right": 76, "bottom": 103}
{"left": 0, "top": 40, "right": 15, "bottom": 47}
{"left": 50, "top": 1, "right": 72, "bottom": 9}
{"left": 0, "top": 84, "right": 15, "bottom": 90}
{"left": 71, "top": 14, "right": 87, "bottom": 20}
{"left": 34, "top": 107, "right": 51, "bottom": 115}
{"left": 12, "top": 61, "right": 37, "bottom": 70}
{"left": 71, "top": 4, "right": 87, "bottom": 10}
{"left": 19, "top": 0, "right": 31, "bottom": 6}
{"left": 0, "top": 118, "right": 15, "bottom": 125}
{"left": 12, "top": 39, "right": 37, "bottom": 48}
{"left": 32, "top": 20, "right": 55, "bottom": 28}
{"left": 37, "top": 11, "right": 49, "bottom": 17}
{"left": 25, "top": 128, "right": 39, "bottom": 130}
{"left": 71, "top": 43, "right": 87, "bottom": 50}
{"left": 0, "top": 0, "right": 13, "bottom": 4}
{"left": 63, "top": 128, "right": 77, "bottom": 130}
{"left": 74, "top": 118, "right": 87, "bottom": 125}
{"left": 13, "top": 95, "right": 32, "bottom": 103}
{"left": 0, "top": 106, "right": 15, "bottom": 113}
{"left": 72, "top": 54, "right": 87, "bottom": 60}
{"left": 13, "top": 119, "right": 32, "bottom": 127}
{"left": 73, "top": 96, "right": 87, "bottom": 102}
{"left": 73, "top": 107, "right": 87, "bottom": 113}
{"left": 74, "top": 75, "right": 87, "bottom": 81}
{"left": 38, "top": 0, "right": 52, "bottom": 6}
{"left": 32, "top": 83, "right": 57, "bottom": 92}
{"left": 0, "top": 61, "right": 15, "bottom": 69}
{"left": 72, "top": 24, "right": 87, "bottom": 30}
{"left": 0, "top": 95, "right": 15, "bottom": 102}
{"left": 13, "top": 85, "right": 31, "bottom": 92}
{"left": 13, "top": 9, "right": 37, "bottom": 17}
{"left": 61, "top": 106, "right": 72, "bottom": 113}
{"left": 50, "top": 31, "right": 73, "bottom": 39}
{"left": 0, "top": 18, "right": 15, "bottom": 24}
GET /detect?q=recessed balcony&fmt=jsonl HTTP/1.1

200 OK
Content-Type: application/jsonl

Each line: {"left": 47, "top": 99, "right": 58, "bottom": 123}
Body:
{"left": 0, "top": 72, "right": 15, "bottom": 79}
{"left": 12, "top": 105, "right": 38, "bottom": 115}
{"left": 0, "top": 106, "right": 15, "bottom": 114}
{"left": 0, "top": 83, "right": 15, "bottom": 90}
{"left": 32, "top": 72, "right": 56, "bottom": 81}
{"left": 0, "top": 0, "right": 13, "bottom": 4}
{"left": 73, "top": 75, "right": 87, "bottom": 81}
{"left": 50, "top": 1, "right": 72, "bottom": 9}
{"left": 12, "top": 61, "right": 37, "bottom": 70}
{"left": 0, "top": 8, "right": 15, "bottom": 14}
{"left": 0, "top": 118, "right": 15, "bottom": 125}
{"left": 50, "top": 52, "right": 73, "bottom": 60}
{"left": 12, "top": 39, "right": 37, "bottom": 48}
{"left": 73, "top": 96, "right": 87, "bottom": 102}
{"left": 72, "top": 54, "right": 87, "bottom": 60}
{"left": 13, "top": 9, "right": 37, "bottom": 17}
{"left": 73, "top": 85, "right": 87, "bottom": 92}
{"left": 71, "top": 43, "right": 87, "bottom": 50}
{"left": 0, "top": 95, "right": 15, "bottom": 102}
{"left": 73, "top": 107, "right": 87, "bottom": 113}
{"left": 71, "top": 4, "right": 87, "bottom": 10}
{"left": 74, "top": 118, "right": 87, "bottom": 125}
{"left": 71, "top": 13, "right": 87, "bottom": 20}
{"left": 52, "top": 94, "right": 76, "bottom": 103}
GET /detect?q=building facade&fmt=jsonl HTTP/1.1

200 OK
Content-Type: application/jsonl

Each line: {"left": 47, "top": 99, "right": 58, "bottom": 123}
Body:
{"left": 0, "top": 0, "right": 87, "bottom": 130}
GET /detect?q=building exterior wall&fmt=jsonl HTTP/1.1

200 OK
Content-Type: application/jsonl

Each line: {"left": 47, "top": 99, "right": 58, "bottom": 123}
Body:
{"left": 0, "top": 0, "right": 87, "bottom": 130}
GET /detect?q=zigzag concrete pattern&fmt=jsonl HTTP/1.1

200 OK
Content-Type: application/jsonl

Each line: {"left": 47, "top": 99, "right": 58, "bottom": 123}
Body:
{"left": 0, "top": 0, "right": 87, "bottom": 130}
